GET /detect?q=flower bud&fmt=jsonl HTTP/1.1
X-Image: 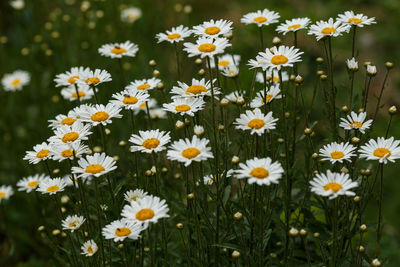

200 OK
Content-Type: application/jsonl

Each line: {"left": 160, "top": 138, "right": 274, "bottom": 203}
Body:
{"left": 385, "top": 62, "right": 394, "bottom": 69}
{"left": 351, "top": 137, "right": 360, "bottom": 144}
{"left": 320, "top": 74, "right": 328, "bottom": 80}
{"left": 316, "top": 57, "right": 324, "bottom": 64}
{"left": 357, "top": 245, "right": 365, "bottom": 252}
{"left": 389, "top": 105, "right": 397, "bottom": 115}
{"left": 152, "top": 69, "right": 160, "bottom": 77}
{"left": 295, "top": 75, "right": 303, "bottom": 84}
{"left": 119, "top": 140, "right": 127, "bottom": 147}
{"left": 175, "top": 120, "right": 185, "bottom": 129}
{"left": 289, "top": 228, "right": 299, "bottom": 237}
{"left": 366, "top": 65, "right": 377, "bottom": 76}
{"left": 220, "top": 98, "right": 229, "bottom": 107}
{"left": 354, "top": 196, "right": 361, "bottom": 202}
{"left": 236, "top": 96, "right": 245, "bottom": 105}
{"left": 198, "top": 69, "right": 205, "bottom": 76}
{"left": 313, "top": 232, "right": 320, "bottom": 238}
{"left": 346, "top": 57, "right": 358, "bottom": 71}
{"left": 195, "top": 58, "right": 202, "bottom": 65}
{"left": 176, "top": 223, "right": 184, "bottom": 229}
{"left": 371, "top": 258, "right": 381, "bottom": 267}
{"left": 342, "top": 106, "right": 349, "bottom": 112}
{"left": 194, "top": 125, "right": 204, "bottom": 137}
{"left": 231, "top": 250, "right": 241, "bottom": 259}
{"left": 272, "top": 37, "right": 281, "bottom": 45}
{"left": 300, "top": 229, "right": 308, "bottom": 236}
{"left": 234, "top": 212, "right": 243, "bottom": 220}
{"left": 360, "top": 224, "right": 368, "bottom": 232}
{"left": 316, "top": 70, "right": 324, "bottom": 76}
{"left": 157, "top": 82, "right": 165, "bottom": 90}
{"left": 231, "top": 156, "right": 240, "bottom": 164}
{"left": 312, "top": 153, "right": 319, "bottom": 159}
{"left": 304, "top": 128, "right": 312, "bottom": 135}
{"left": 149, "top": 59, "right": 156, "bottom": 67}
{"left": 187, "top": 193, "right": 195, "bottom": 200}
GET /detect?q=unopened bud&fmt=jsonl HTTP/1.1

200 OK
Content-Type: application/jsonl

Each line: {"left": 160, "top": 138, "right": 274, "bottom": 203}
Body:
{"left": 316, "top": 57, "right": 324, "bottom": 64}
{"left": 231, "top": 156, "right": 240, "bottom": 164}
{"left": 351, "top": 137, "right": 360, "bottom": 144}
{"left": 385, "top": 62, "right": 394, "bottom": 69}
{"left": 175, "top": 120, "right": 185, "bottom": 129}
{"left": 198, "top": 69, "right": 205, "bottom": 76}
{"left": 149, "top": 59, "right": 156, "bottom": 67}
{"left": 360, "top": 224, "right": 368, "bottom": 232}
{"left": 176, "top": 223, "right": 184, "bottom": 229}
{"left": 289, "top": 228, "right": 299, "bottom": 237}
{"left": 389, "top": 105, "right": 397, "bottom": 114}
{"left": 152, "top": 69, "right": 160, "bottom": 77}
{"left": 195, "top": 58, "right": 202, "bottom": 65}
{"left": 234, "top": 212, "right": 243, "bottom": 220}
{"left": 232, "top": 250, "right": 241, "bottom": 259}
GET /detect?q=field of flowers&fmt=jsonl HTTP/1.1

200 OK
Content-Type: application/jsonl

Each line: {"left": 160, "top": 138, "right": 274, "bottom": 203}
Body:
{"left": 1, "top": 0, "right": 400, "bottom": 266}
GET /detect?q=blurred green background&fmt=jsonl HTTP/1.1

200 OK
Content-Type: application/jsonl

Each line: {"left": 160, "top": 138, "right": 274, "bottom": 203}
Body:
{"left": 1, "top": 0, "right": 400, "bottom": 265}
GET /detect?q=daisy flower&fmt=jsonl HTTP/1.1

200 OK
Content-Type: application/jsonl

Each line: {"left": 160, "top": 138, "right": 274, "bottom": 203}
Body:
{"left": 234, "top": 157, "right": 284, "bottom": 186}
{"left": 257, "top": 45, "right": 303, "bottom": 71}
{"left": 61, "top": 85, "right": 95, "bottom": 102}
{"left": 79, "top": 69, "right": 112, "bottom": 86}
{"left": 339, "top": 111, "right": 372, "bottom": 134}
{"left": 48, "top": 111, "right": 81, "bottom": 129}
{"left": 163, "top": 97, "right": 205, "bottom": 117}
{"left": 256, "top": 70, "right": 289, "bottom": 84}
{"left": 241, "top": 9, "right": 280, "bottom": 27}
{"left": 54, "top": 67, "right": 90, "bottom": 87}
{"left": 98, "top": 41, "right": 139, "bottom": 59}
{"left": 10, "top": 0, "right": 25, "bottom": 10}
{"left": 121, "top": 195, "right": 169, "bottom": 227}
{"left": 150, "top": 108, "right": 167, "bottom": 120}
{"left": 48, "top": 121, "right": 92, "bottom": 145}
{"left": 36, "top": 177, "right": 68, "bottom": 195}
{"left": 72, "top": 152, "right": 117, "bottom": 178}
{"left": 167, "top": 135, "right": 214, "bottom": 166}
{"left": 51, "top": 141, "right": 89, "bottom": 162}
{"left": 276, "top": 17, "right": 311, "bottom": 35}
{"left": 0, "top": 185, "right": 14, "bottom": 202}
{"left": 203, "top": 169, "right": 234, "bottom": 185}
{"left": 310, "top": 170, "right": 358, "bottom": 199}
{"left": 170, "top": 78, "right": 219, "bottom": 99}
{"left": 210, "top": 54, "right": 241, "bottom": 70}
{"left": 337, "top": 11, "right": 376, "bottom": 28}
{"left": 192, "top": 19, "right": 233, "bottom": 38}
{"left": 250, "top": 84, "right": 282, "bottom": 108}
{"left": 63, "top": 174, "right": 92, "bottom": 188}
{"left": 129, "top": 129, "right": 171, "bottom": 154}
{"left": 79, "top": 103, "right": 122, "bottom": 126}
{"left": 319, "top": 142, "right": 356, "bottom": 163}
{"left": 62, "top": 215, "right": 86, "bottom": 232}
{"left": 126, "top": 78, "right": 161, "bottom": 92}
{"left": 17, "top": 174, "right": 48, "bottom": 193}
{"left": 248, "top": 58, "right": 264, "bottom": 69}
{"left": 183, "top": 37, "right": 231, "bottom": 58}
{"left": 111, "top": 89, "right": 149, "bottom": 110}
{"left": 102, "top": 219, "right": 145, "bottom": 242}
{"left": 2, "top": 70, "right": 30, "bottom": 91}
{"left": 133, "top": 98, "right": 158, "bottom": 115}
{"left": 359, "top": 137, "right": 400, "bottom": 164}
{"left": 224, "top": 91, "right": 244, "bottom": 104}
{"left": 124, "top": 189, "right": 148, "bottom": 203}
{"left": 81, "top": 240, "right": 98, "bottom": 257}
{"left": 23, "top": 142, "right": 52, "bottom": 164}
{"left": 221, "top": 65, "right": 239, "bottom": 77}
{"left": 121, "top": 7, "right": 142, "bottom": 24}
{"left": 308, "top": 18, "right": 351, "bottom": 41}
{"left": 156, "top": 25, "right": 191, "bottom": 43}
{"left": 234, "top": 108, "right": 278, "bottom": 136}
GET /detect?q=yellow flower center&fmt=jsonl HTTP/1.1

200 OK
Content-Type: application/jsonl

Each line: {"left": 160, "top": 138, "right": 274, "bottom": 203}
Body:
{"left": 330, "top": 151, "right": 344, "bottom": 159}
{"left": 27, "top": 180, "right": 39, "bottom": 188}
{"left": 350, "top": 121, "right": 363, "bottom": 128}
{"left": 69, "top": 221, "right": 78, "bottom": 228}
{"left": 136, "top": 208, "right": 155, "bottom": 221}
{"left": 61, "top": 117, "right": 76, "bottom": 125}
{"left": 373, "top": 148, "right": 391, "bottom": 158}
{"left": 348, "top": 18, "right": 362, "bottom": 24}
{"left": 167, "top": 33, "right": 181, "bottom": 40}
{"left": 131, "top": 196, "right": 137, "bottom": 201}
{"left": 198, "top": 43, "right": 216, "bottom": 53}
{"left": 139, "top": 102, "right": 147, "bottom": 108}
{"left": 47, "top": 185, "right": 60, "bottom": 193}
{"left": 86, "top": 77, "right": 100, "bottom": 85}
{"left": 204, "top": 26, "right": 221, "bottom": 35}
{"left": 250, "top": 167, "right": 269, "bottom": 179}
{"left": 137, "top": 83, "right": 150, "bottom": 90}
{"left": 247, "top": 118, "right": 265, "bottom": 129}
{"left": 0, "top": 192, "right": 6, "bottom": 198}
{"left": 62, "top": 132, "right": 79, "bottom": 143}
{"left": 272, "top": 76, "right": 280, "bottom": 82}
{"left": 175, "top": 104, "right": 191, "bottom": 112}
{"left": 85, "top": 164, "right": 105, "bottom": 174}
{"left": 271, "top": 55, "right": 289, "bottom": 65}
{"left": 142, "top": 138, "right": 160, "bottom": 149}
{"left": 182, "top": 147, "right": 201, "bottom": 159}
{"left": 115, "top": 227, "right": 132, "bottom": 237}
{"left": 186, "top": 85, "right": 207, "bottom": 95}
{"left": 91, "top": 111, "right": 110, "bottom": 122}
{"left": 72, "top": 91, "right": 86, "bottom": 98}
{"left": 68, "top": 76, "right": 79, "bottom": 84}
{"left": 111, "top": 46, "right": 127, "bottom": 55}
{"left": 261, "top": 94, "right": 273, "bottom": 104}
{"left": 12, "top": 79, "right": 21, "bottom": 86}
{"left": 36, "top": 149, "right": 50, "bottom": 158}
{"left": 87, "top": 247, "right": 94, "bottom": 254}
{"left": 218, "top": 60, "right": 230, "bottom": 67}
{"left": 253, "top": 16, "right": 267, "bottom": 23}
{"left": 288, "top": 24, "right": 301, "bottom": 30}
{"left": 123, "top": 96, "right": 138, "bottom": 104}
{"left": 324, "top": 182, "right": 342, "bottom": 193}
{"left": 61, "top": 149, "right": 74, "bottom": 158}
{"left": 321, "top": 27, "right": 336, "bottom": 35}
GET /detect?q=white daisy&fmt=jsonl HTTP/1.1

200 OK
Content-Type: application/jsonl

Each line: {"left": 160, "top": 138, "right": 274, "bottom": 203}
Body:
{"left": 0, "top": 185, "right": 14, "bottom": 202}
{"left": 102, "top": 219, "right": 145, "bottom": 242}
{"left": 183, "top": 37, "right": 231, "bottom": 58}
{"left": 192, "top": 19, "right": 233, "bottom": 38}
{"left": 111, "top": 89, "right": 150, "bottom": 110}
{"left": 23, "top": 142, "right": 52, "bottom": 164}
{"left": 54, "top": 67, "right": 90, "bottom": 87}
{"left": 234, "top": 157, "right": 284, "bottom": 186}
{"left": 60, "top": 84, "right": 95, "bottom": 102}
{"left": 48, "top": 110, "right": 81, "bottom": 129}
{"left": 170, "top": 78, "right": 219, "bottom": 99}
{"left": 81, "top": 240, "right": 98, "bottom": 257}
{"left": 72, "top": 152, "right": 117, "bottom": 178}
{"left": 250, "top": 84, "right": 282, "bottom": 108}
{"left": 339, "top": 111, "right": 372, "bottom": 134}
{"left": 121, "top": 7, "right": 142, "bottom": 24}
{"left": 124, "top": 189, "right": 148, "bottom": 203}
{"left": 48, "top": 121, "right": 92, "bottom": 145}
{"left": 156, "top": 25, "right": 191, "bottom": 43}
{"left": 276, "top": 17, "right": 311, "bottom": 35}
{"left": 163, "top": 97, "right": 205, "bottom": 117}
{"left": 256, "top": 70, "right": 289, "bottom": 84}
{"left": 319, "top": 142, "right": 356, "bottom": 164}
{"left": 247, "top": 58, "right": 264, "bottom": 70}
{"left": 121, "top": 195, "right": 169, "bottom": 227}
{"left": 79, "top": 69, "right": 112, "bottom": 86}
{"left": 310, "top": 170, "right": 358, "bottom": 199}
{"left": 150, "top": 108, "right": 167, "bottom": 120}
{"left": 133, "top": 98, "right": 158, "bottom": 115}
{"left": 337, "top": 11, "right": 376, "bottom": 28}
{"left": 50, "top": 141, "right": 89, "bottom": 162}
{"left": 79, "top": 103, "right": 122, "bottom": 126}
{"left": 359, "top": 137, "right": 400, "bottom": 164}
{"left": 62, "top": 215, "right": 86, "bottom": 232}
{"left": 210, "top": 54, "right": 241, "bottom": 70}
{"left": 63, "top": 174, "right": 92, "bottom": 188}
{"left": 129, "top": 129, "right": 171, "bottom": 154}
{"left": 98, "top": 41, "right": 139, "bottom": 59}
{"left": 241, "top": 9, "right": 280, "bottom": 27}
{"left": 2, "top": 70, "right": 30, "bottom": 91}
{"left": 224, "top": 91, "right": 244, "bottom": 104}
{"left": 203, "top": 169, "right": 234, "bottom": 185}
{"left": 17, "top": 174, "right": 48, "bottom": 193}
{"left": 257, "top": 45, "right": 303, "bottom": 71}
{"left": 308, "top": 18, "right": 351, "bottom": 41}
{"left": 126, "top": 78, "right": 161, "bottom": 92}
{"left": 221, "top": 65, "right": 239, "bottom": 78}
{"left": 167, "top": 135, "right": 214, "bottom": 166}
{"left": 36, "top": 177, "right": 68, "bottom": 195}
{"left": 234, "top": 108, "right": 278, "bottom": 136}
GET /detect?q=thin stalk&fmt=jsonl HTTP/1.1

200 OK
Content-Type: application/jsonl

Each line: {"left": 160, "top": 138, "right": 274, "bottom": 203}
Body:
{"left": 174, "top": 42, "right": 181, "bottom": 80}
{"left": 372, "top": 69, "right": 391, "bottom": 125}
